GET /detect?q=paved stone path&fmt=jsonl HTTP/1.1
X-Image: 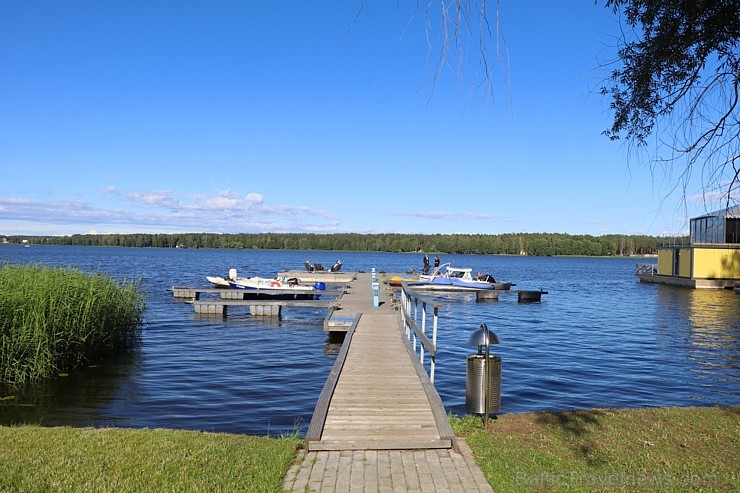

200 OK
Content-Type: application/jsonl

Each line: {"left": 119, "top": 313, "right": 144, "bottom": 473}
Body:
{"left": 283, "top": 439, "right": 494, "bottom": 492}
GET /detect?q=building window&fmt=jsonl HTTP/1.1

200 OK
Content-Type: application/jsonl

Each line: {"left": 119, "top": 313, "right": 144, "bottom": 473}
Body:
{"left": 726, "top": 218, "right": 740, "bottom": 244}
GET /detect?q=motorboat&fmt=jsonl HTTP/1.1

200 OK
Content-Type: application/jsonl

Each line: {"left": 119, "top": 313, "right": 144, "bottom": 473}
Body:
{"left": 207, "top": 269, "right": 325, "bottom": 293}
{"left": 229, "top": 275, "right": 325, "bottom": 300}
{"left": 207, "top": 268, "right": 242, "bottom": 288}
{"left": 229, "top": 276, "right": 317, "bottom": 291}
{"left": 204, "top": 268, "right": 326, "bottom": 300}
{"left": 206, "top": 276, "right": 231, "bottom": 288}
{"left": 408, "top": 263, "right": 512, "bottom": 291}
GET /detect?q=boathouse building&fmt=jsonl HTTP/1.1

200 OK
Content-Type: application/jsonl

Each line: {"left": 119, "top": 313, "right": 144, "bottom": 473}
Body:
{"left": 638, "top": 205, "right": 740, "bottom": 288}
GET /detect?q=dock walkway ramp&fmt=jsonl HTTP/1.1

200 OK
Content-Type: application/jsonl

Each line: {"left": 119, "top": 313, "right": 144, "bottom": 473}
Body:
{"left": 307, "top": 273, "right": 453, "bottom": 451}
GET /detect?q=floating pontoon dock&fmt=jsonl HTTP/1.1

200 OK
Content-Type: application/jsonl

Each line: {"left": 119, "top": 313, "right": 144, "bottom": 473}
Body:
{"left": 168, "top": 286, "right": 337, "bottom": 316}
{"left": 168, "top": 286, "right": 329, "bottom": 300}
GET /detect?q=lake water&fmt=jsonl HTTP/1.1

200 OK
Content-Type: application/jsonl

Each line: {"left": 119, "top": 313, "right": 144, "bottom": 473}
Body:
{"left": 1, "top": 245, "right": 738, "bottom": 436}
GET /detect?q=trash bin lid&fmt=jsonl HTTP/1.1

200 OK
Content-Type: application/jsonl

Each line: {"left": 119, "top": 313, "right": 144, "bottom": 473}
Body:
{"left": 467, "top": 326, "right": 500, "bottom": 346}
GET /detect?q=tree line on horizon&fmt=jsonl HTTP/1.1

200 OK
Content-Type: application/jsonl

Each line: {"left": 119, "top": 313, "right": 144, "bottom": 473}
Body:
{"left": 3, "top": 232, "right": 683, "bottom": 257}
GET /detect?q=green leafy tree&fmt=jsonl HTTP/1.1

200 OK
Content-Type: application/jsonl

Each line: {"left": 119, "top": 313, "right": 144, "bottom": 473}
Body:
{"left": 602, "top": 0, "right": 740, "bottom": 208}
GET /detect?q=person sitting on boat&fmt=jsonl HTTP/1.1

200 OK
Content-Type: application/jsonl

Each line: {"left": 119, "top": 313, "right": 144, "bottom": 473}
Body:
{"left": 477, "top": 272, "right": 496, "bottom": 283}
{"left": 330, "top": 260, "right": 342, "bottom": 272}
{"left": 305, "top": 260, "right": 314, "bottom": 272}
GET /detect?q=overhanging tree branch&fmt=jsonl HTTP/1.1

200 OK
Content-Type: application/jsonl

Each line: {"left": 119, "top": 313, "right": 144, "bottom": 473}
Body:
{"left": 602, "top": 0, "right": 740, "bottom": 211}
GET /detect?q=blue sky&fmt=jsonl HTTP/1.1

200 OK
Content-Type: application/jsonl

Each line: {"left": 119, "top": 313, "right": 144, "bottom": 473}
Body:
{"left": 0, "top": 1, "right": 710, "bottom": 237}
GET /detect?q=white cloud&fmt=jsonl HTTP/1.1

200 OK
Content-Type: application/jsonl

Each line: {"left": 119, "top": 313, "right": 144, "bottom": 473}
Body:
{"left": 397, "top": 211, "right": 504, "bottom": 221}
{"left": 0, "top": 187, "right": 338, "bottom": 235}
{"left": 246, "top": 192, "right": 263, "bottom": 204}
{"left": 127, "top": 190, "right": 178, "bottom": 207}
{"left": 463, "top": 213, "right": 493, "bottom": 220}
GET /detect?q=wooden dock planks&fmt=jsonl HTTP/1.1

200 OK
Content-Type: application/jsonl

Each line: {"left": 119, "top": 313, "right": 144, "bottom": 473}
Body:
{"left": 307, "top": 273, "right": 453, "bottom": 451}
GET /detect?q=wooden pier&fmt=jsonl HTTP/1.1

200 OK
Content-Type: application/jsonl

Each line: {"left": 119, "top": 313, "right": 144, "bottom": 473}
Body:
{"left": 169, "top": 271, "right": 458, "bottom": 451}
{"left": 306, "top": 273, "right": 454, "bottom": 451}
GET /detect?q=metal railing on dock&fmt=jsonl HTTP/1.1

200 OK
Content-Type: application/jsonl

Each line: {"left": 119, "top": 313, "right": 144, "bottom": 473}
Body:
{"left": 400, "top": 283, "right": 442, "bottom": 384}
{"left": 636, "top": 263, "right": 657, "bottom": 276}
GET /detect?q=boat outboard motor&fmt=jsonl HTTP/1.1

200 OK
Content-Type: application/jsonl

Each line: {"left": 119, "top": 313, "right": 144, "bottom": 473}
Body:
{"left": 228, "top": 268, "right": 238, "bottom": 280}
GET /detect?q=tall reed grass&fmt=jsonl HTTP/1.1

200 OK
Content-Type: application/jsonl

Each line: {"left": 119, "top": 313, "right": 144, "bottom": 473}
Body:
{"left": 0, "top": 264, "right": 145, "bottom": 386}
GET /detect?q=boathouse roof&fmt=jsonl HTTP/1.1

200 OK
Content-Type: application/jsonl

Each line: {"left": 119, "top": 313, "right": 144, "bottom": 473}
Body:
{"left": 690, "top": 205, "right": 740, "bottom": 244}
{"left": 692, "top": 204, "right": 740, "bottom": 220}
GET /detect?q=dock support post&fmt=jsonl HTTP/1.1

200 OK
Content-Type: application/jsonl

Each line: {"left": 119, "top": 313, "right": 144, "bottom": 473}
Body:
{"left": 250, "top": 305, "right": 281, "bottom": 316}
{"left": 194, "top": 302, "right": 226, "bottom": 315}
{"left": 220, "top": 290, "right": 245, "bottom": 300}
{"left": 517, "top": 290, "right": 547, "bottom": 302}
{"left": 173, "top": 288, "right": 200, "bottom": 300}
{"left": 476, "top": 290, "right": 500, "bottom": 301}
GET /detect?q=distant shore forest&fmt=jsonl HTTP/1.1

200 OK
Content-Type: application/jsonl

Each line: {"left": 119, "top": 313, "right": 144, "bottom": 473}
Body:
{"left": 2, "top": 233, "right": 684, "bottom": 257}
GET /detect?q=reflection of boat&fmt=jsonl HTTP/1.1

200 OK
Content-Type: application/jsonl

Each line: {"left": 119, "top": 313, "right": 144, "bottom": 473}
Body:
{"left": 409, "top": 264, "right": 511, "bottom": 291}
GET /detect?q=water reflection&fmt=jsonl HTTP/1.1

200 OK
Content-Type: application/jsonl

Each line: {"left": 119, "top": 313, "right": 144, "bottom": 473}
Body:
{"left": 0, "top": 350, "right": 140, "bottom": 426}
{"left": 656, "top": 286, "right": 739, "bottom": 367}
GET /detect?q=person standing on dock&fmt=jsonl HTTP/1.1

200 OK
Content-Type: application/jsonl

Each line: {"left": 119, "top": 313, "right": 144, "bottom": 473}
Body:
{"left": 434, "top": 255, "right": 440, "bottom": 268}
{"left": 423, "top": 253, "right": 429, "bottom": 269}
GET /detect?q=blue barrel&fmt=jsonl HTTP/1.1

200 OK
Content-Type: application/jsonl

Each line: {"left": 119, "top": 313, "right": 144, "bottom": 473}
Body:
{"left": 314, "top": 282, "right": 326, "bottom": 290}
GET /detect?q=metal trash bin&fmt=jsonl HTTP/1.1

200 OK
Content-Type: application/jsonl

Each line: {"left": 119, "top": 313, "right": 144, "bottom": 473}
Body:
{"left": 465, "top": 323, "right": 501, "bottom": 426}
{"left": 466, "top": 354, "right": 502, "bottom": 414}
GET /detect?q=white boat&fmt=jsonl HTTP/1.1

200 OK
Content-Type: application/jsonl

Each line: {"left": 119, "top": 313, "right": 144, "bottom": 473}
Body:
{"left": 207, "top": 268, "right": 325, "bottom": 299}
{"left": 206, "top": 276, "right": 232, "bottom": 288}
{"left": 409, "top": 263, "right": 512, "bottom": 291}
{"left": 228, "top": 276, "right": 316, "bottom": 291}
{"left": 207, "top": 268, "right": 244, "bottom": 288}
{"left": 229, "top": 275, "right": 325, "bottom": 300}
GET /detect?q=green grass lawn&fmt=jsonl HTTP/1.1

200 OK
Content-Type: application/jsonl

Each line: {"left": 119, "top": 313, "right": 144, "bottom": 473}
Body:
{"left": 452, "top": 406, "right": 739, "bottom": 492}
{"left": 0, "top": 407, "right": 735, "bottom": 492}
{"left": 0, "top": 426, "right": 300, "bottom": 493}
